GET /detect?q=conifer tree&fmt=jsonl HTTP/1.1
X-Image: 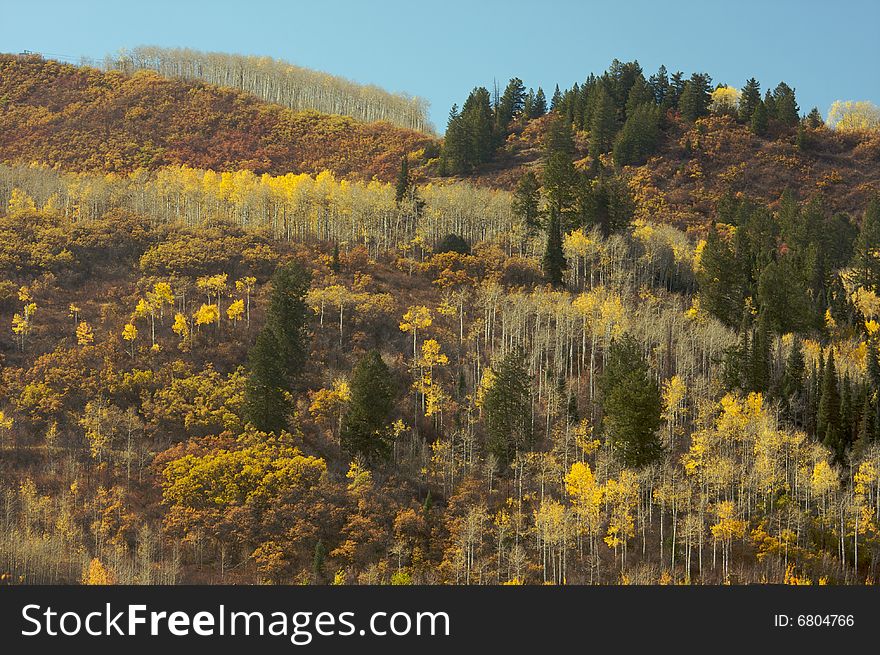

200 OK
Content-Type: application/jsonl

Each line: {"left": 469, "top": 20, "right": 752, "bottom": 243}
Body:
{"left": 647, "top": 65, "right": 670, "bottom": 106}
{"left": 749, "top": 312, "right": 771, "bottom": 393}
{"left": 817, "top": 349, "right": 843, "bottom": 460}
{"left": 532, "top": 87, "right": 548, "bottom": 117}
{"left": 696, "top": 227, "right": 746, "bottom": 328}
{"left": 341, "top": 350, "right": 396, "bottom": 462}
{"left": 772, "top": 82, "right": 799, "bottom": 126}
{"left": 513, "top": 171, "right": 542, "bottom": 237}
{"left": 851, "top": 198, "right": 880, "bottom": 291}
{"left": 612, "top": 103, "right": 661, "bottom": 167}
{"left": 600, "top": 334, "right": 663, "bottom": 468}
{"left": 550, "top": 84, "right": 562, "bottom": 112}
{"left": 738, "top": 78, "right": 761, "bottom": 123}
{"left": 588, "top": 85, "right": 617, "bottom": 158}
{"left": 266, "top": 261, "right": 312, "bottom": 387}
{"left": 484, "top": 349, "right": 533, "bottom": 469}
{"left": 806, "top": 107, "right": 824, "bottom": 128}
{"left": 750, "top": 99, "right": 768, "bottom": 136}
{"left": 244, "top": 328, "right": 290, "bottom": 433}
{"left": 542, "top": 208, "right": 566, "bottom": 287}
{"left": 678, "top": 73, "right": 712, "bottom": 122}
{"left": 395, "top": 156, "right": 411, "bottom": 204}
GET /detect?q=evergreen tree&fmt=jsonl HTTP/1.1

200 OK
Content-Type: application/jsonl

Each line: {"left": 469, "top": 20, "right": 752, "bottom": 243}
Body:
{"left": 806, "top": 107, "right": 824, "bottom": 128}
{"left": 668, "top": 71, "right": 686, "bottom": 108}
{"left": 696, "top": 227, "right": 746, "bottom": 328}
{"left": 395, "top": 156, "right": 411, "bottom": 204}
{"left": 624, "top": 73, "right": 654, "bottom": 116}
{"left": 612, "top": 103, "right": 661, "bottom": 167}
{"left": 243, "top": 328, "right": 290, "bottom": 433}
{"left": 588, "top": 84, "right": 617, "bottom": 159}
{"left": 750, "top": 99, "right": 768, "bottom": 136}
{"left": 266, "top": 261, "right": 311, "bottom": 387}
{"left": 851, "top": 198, "right": 880, "bottom": 291}
{"left": 543, "top": 116, "right": 580, "bottom": 226}
{"left": 496, "top": 77, "right": 526, "bottom": 130}
{"left": 341, "top": 350, "right": 396, "bottom": 462}
{"left": 840, "top": 374, "right": 854, "bottom": 449}
{"left": 600, "top": 334, "right": 664, "bottom": 468}
{"left": 749, "top": 312, "right": 771, "bottom": 393}
{"left": 853, "top": 394, "right": 876, "bottom": 460}
{"left": 542, "top": 208, "right": 566, "bottom": 287}
{"left": 550, "top": 84, "right": 562, "bottom": 112}
{"left": 647, "top": 65, "right": 670, "bottom": 106}
{"left": 781, "top": 336, "right": 806, "bottom": 421}
{"left": 817, "top": 349, "right": 843, "bottom": 461}
{"left": 581, "top": 174, "right": 635, "bottom": 237}
{"left": 738, "top": 78, "right": 761, "bottom": 123}
{"left": 512, "top": 170, "right": 542, "bottom": 236}
{"left": 678, "top": 73, "right": 712, "bottom": 122}
{"left": 756, "top": 258, "right": 812, "bottom": 334}
{"left": 531, "top": 87, "right": 548, "bottom": 118}
{"left": 484, "top": 349, "right": 534, "bottom": 469}
{"left": 772, "top": 82, "right": 799, "bottom": 126}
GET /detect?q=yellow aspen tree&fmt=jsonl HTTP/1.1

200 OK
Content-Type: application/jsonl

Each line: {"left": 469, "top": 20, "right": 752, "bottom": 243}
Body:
{"left": 76, "top": 321, "right": 94, "bottom": 346}
{"left": 122, "top": 322, "right": 138, "bottom": 356}
{"left": 235, "top": 276, "right": 257, "bottom": 328}
{"left": 83, "top": 558, "right": 115, "bottom": 585}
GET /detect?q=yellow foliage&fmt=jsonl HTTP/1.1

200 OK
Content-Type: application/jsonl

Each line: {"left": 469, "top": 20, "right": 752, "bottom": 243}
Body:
{"left": 121, "top": 322, "right": 138, "bottom": 342}
{"left": 827, "top": 100, "right": 880, "bottom": 133}
{"left": 76, "top": 321, "right": 94, "bottom": 346}
{"left": 83, "top": 558, "right": 114, "bottom": 585}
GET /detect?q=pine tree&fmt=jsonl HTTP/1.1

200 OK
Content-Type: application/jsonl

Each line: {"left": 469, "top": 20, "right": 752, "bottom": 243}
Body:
{"left": 532, "top": 87, "right": 548, "bottom": 117}
{"left": 647, "top": 65, "right": 670, "bottom": 106}
{"left": 496, "top": 77, "right": 526, "bottom": 130}
{"left": 772, "top": 82, "right": 799, "bottom": 126}
{"left": 513, "top": 171, "right": 542, "bottom": 237}
{"left": 853, "top": 394, "right": 876, "bottom": 460}
{"left": 395, "top": 156, "right": 411, "bottom": 204}
{"left": 781, "top": 336, "right": 805, "bottom": 421}
{"left": 266, "top": 261, "right": 311, "bottom": 387}
{"left": 341, "top": 350, "right": 396, "bottom": 462}
{"left": 550, "top": 84, "right": 562, "bottom": 112}
{"left": 817, "top": 349, "right": 843, "bottom": 460}
{"left": 624, "top": 74, "right": 654, "bottom": 116}
{"left": 851, "top": 198, "right": 880, "bottom": 291}
{"left": 840, "top": 374, "right": 854, "bottom": 449}
{"left": 696, "top": 227, "right": 746, "bottom": 328}
{"left": 543, "top": 116, "right": 580, "bottom": 226}
{"left": 612, "top": 103, "right": 661, "bottom": 167}
{"left": 738, "top": 78, "right": 761, "bottom": 123}
{"left": 588, "top": 85, "right": 617, "bottom": 159}
{"left": 542, "top": 208, "right": 566, "bottom": 287}
{"left": 749, "top": 312, "right": 771, "bottom": 393}
{"left": 806, "top": 107, "right": 824, "bottom": 128}
{"left": 243, "top": 328, "right": 290, "bottom": 433}
{"left": 600, "top": 334, "right": 664, "bottom": 468}
{"left": 581, "top": 174, "right": 635, "bottom": 237}
{"left": 750, "top": 99, "right": 768, "bottom": 136}
{"left": 678, "top": 73, "right": 712, "bottom": 122}
{"left": 484, "top": 349, "right": 534, "bottom": 469}
{"left": 668, "top": 71, "right": 686, "bottom": 108}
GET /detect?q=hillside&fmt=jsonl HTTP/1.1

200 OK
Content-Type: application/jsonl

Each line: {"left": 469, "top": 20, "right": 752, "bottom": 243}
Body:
{"left": 0, "top": 55, "right": 436, "bottom": 180}
{"left": 3, "top": 51, "right": 880, "bottom": 589}
{"left": 106, "top": 46, "right": 433, "bottom": 133}
{"left": 464, "top": 113, "right": 880, "bottom": 232}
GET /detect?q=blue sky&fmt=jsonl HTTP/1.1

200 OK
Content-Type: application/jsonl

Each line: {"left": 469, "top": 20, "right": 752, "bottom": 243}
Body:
{"left": 3, "top": 0, "right": 878, "bottom": 132}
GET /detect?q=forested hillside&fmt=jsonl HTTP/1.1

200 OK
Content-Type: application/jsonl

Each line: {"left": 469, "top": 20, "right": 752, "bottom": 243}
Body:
{"left": 2, "top": 54, "right": 880, "bottom": 587}
{"left": 105, "top": 46, "right": 433, "bottom": 133}
{"left": 0, "top": 55, "right": 435, "bottom": 180}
